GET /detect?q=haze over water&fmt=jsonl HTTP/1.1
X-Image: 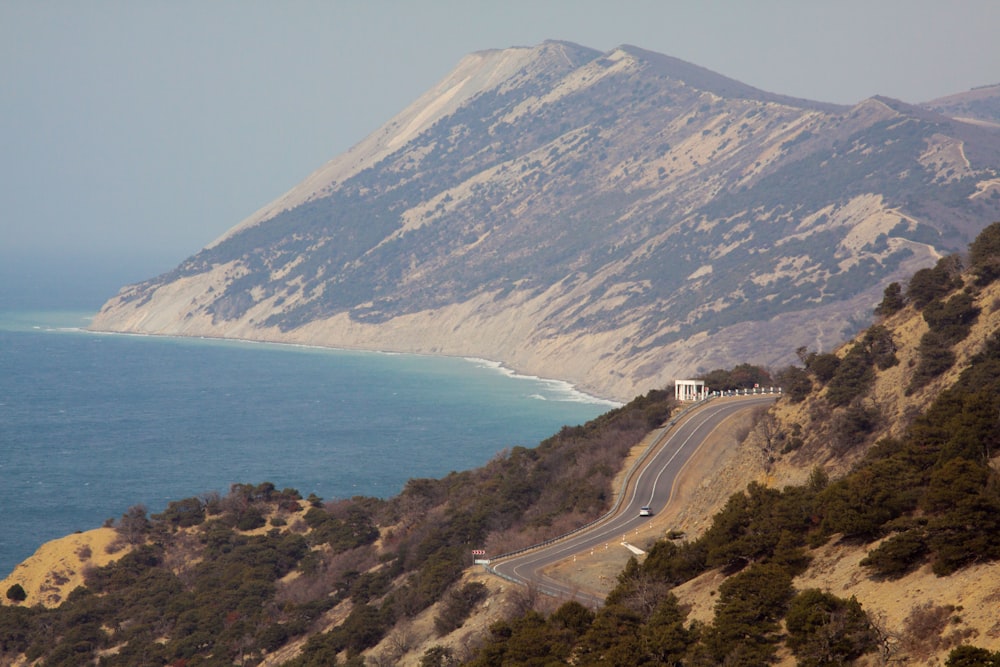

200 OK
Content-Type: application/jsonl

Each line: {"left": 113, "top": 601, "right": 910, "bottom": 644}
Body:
{"left": 0, "top": 309, "right": 613, "bottom": 577}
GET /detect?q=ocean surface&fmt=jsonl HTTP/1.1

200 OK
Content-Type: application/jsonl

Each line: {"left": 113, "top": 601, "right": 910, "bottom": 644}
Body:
{"left": 0, "top": 310, "right": 614, "bottom": 577}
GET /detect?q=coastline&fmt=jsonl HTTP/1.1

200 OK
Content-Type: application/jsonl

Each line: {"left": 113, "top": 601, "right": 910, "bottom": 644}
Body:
{"left": 2, "top": 310, "right": 614, "bottom": 577}
{"left": 81, "top": 317, "right": 624, "bottom": 407}
{"left": 0, "top": 308, "right": 620, "bottom": 406}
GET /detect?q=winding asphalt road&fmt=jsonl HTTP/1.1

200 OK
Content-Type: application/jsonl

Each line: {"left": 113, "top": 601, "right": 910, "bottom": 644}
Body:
{"left": 489, "top": 395, "right": 777, "bottom": 606}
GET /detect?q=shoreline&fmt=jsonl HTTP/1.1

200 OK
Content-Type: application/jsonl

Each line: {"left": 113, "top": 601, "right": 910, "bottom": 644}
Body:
{"left": 1, "top": 309, "right": 617, "bottom": 578}
{"left": 1, "top": 308, "right": 623, "bottom": 407}
{"left": 89, "top": 328, "right": 623, "bottom": 407}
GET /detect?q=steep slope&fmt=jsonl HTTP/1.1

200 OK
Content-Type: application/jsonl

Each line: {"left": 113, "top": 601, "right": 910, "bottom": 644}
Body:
{"left": 91, "top": 41, "right": 1000, "bottom": 401}
{"left": 457, "top": 226, "right": 1000, "bottom": 666}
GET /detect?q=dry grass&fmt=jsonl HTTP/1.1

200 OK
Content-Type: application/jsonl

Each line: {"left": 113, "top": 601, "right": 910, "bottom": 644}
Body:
{"left": 1, "top": 527, "right": 128, "bottom": 608}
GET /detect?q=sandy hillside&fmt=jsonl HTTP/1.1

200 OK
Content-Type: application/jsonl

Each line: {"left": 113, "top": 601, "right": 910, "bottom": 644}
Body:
{"left": 1, "top": 527, "right": 130, "bottom": 608}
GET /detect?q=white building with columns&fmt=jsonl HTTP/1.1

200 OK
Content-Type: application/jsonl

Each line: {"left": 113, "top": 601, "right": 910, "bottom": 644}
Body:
{"left": 675, "top": 379, "right": 707, "bottom": 401}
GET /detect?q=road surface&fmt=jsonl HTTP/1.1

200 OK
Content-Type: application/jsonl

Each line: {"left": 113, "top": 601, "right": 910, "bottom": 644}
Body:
{"left": 489, "top": 395, "right": 777, "bottom": 605}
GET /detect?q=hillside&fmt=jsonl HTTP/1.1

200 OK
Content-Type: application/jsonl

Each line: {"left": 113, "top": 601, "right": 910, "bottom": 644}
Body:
{"left": 458, "top": 223, "right": 1000, "bottom": 666}
{"left": 924, "top": 84, "right": 1000, "bottom": 127}
{"left": 0, "top": 392, "right": 678, "bottom": 665}
{"left": 90, "top": 40, "right": 1000, "bottom": 402}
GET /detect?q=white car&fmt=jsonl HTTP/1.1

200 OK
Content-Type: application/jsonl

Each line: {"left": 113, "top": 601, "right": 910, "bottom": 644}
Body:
{"left": 639, "top": 506, "right": 652, "bottom": 516}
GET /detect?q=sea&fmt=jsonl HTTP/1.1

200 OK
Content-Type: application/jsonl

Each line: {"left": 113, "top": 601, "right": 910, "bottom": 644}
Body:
{"left": 0, "top": 309, "right": 615, "bottom": 577}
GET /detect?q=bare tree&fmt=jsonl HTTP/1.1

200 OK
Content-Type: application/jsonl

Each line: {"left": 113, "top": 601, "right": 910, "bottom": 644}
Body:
{"left": 750, "top": 406, "right": 781, "bottom": 471}
{"left": 116, "top": 504, "right": 150, "bottom": 545}
{"left": 868, "top": 610, "right": 901, "bottom": 665}
{"left": 507, "top": 581, "right": 539, "bottom": 617}
{"left": 382, "top": 622, "right": 415, "bottom": 661}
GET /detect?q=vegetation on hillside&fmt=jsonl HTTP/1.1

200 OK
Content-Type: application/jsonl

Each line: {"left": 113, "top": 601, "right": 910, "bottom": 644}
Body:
{"left": 459, "top": 222, "right": 1000, "bottom": 665}
{"left": 0, "top": 391, "right": 675, "bottom": 666}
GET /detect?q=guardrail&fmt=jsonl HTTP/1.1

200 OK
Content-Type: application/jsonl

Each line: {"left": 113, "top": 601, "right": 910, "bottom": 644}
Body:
{"left": 484, "top": 389, "right": 781, "bottom": 591}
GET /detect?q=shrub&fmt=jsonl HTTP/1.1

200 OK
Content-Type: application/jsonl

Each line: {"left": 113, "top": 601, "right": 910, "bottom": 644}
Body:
{"left": 947, "top": 644, "right": 1000, "bottom": 666}
{"left": 817, "top": 457, "right": 919, "bottom": 540}
{"left": 907, "top": 255, "right": 963, "bottom": 309}
{"left": 923, "top": 292, "right": 980, "bottom": 345}
{"left": 785, "top": 589, "right": 878, "bottom": 666}
{"left": 902, "top": 601, "right": 958, "bottom": 657}
{"left": 968, "top": 221, "right": 1000, "bottom": 285}
{"left": 420, "top": 645, "right": 457, "bottom": 667}
{"left": 433, "top": 581, "right": 488, "bottom": 636}
{"left": 862, "top": 324, "right": 899, "bottom": 369}
{"left": 908, "top": 330, "right": 958, "bottom": 393}
{"left": 926, "top": 490, "right": 1000, "bottom": 576}
{"left": 776, "top": 365, "right": 812, "bottom": 402}
{"left": 698, "top": 363, "right": 773, "bottom": 391}
{"left": 5, "top": 584, "right": 27, "bottom": 603}
{"left": 860, "top": 529, "right": 928, "bottom": 578}
{"left": 153, "top": 497, "right": 205, "bottom": 529}
{"left": 700, "top": 563, "right": 793, "bottom": 665}
{"left": 236, "top": 507, "right": 266, "bottom": 531}
{"left": 808, "top": 352, "right": 841, "bottom": 383}
{"left": 830, "top": 400, "right": 880, "bottom": 455}
{"left": 116, "top": 504, "right": 150, "bottom": 545}
{"left": 826, "top": 345, "right": 875, "bottom": 407}
{"left": 875, "top": 281, "right": 905, "bottom": 317}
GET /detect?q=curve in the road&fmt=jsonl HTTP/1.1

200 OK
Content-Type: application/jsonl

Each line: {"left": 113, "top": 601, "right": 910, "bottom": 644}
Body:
{"left": 488, "top": 395, "right": 777, "bottom": 605}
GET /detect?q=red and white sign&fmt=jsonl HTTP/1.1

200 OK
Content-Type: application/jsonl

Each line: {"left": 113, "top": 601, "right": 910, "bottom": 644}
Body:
{"left": 471, "top": 549, "right": 486, "bottom": 556}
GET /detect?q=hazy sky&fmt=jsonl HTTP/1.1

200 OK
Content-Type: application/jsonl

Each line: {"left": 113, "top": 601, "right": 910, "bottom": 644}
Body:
{"left": 2, "top": 1, "right": 998, "bottom": 304}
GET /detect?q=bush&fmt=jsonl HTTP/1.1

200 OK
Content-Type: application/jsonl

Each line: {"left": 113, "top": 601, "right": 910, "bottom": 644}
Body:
{"left": 826, "top": 345, "right": 875, "bottom": 407}
{"left": 236, "top": 507, "right": 266, "bottom": 531}
{"left": 698, "top": 363, "right": 773, "bottom": 391}
{"left": 433, "top": 581, "right": 488, "bottom": 636}
{"left": 860, "top": 529, "right": 928, "bottom": 578}
{"left": 907, "top": 255, "right": 963, "bottom": 309}
{"left": 5, "top": 583, "right": 27, "bottom": 603}
{"left": 908, "top": 330, "right": 958, "bottom": 393}
{"left": 830, "top": 400, "right": 880, "bottom": 455}
{"left": 968, "top": 221, "right": 1000, "bottom": 285}
{"left": 808, "top": 352, "right": 841, "bottom": 383}
{"left": 786, "top": 589, "right": 878, "bottom": 666}
{"left": 153, "top": 497, "right": 205, "bottom": 529}
{"left": 947, "top": 644, "right": 1000, "bottom": 666}
{"left": 700, "top": 563, "right": 793, "bottom": 664}
{"left": 776, "top": 365, "right": 812, "bottom": 402}
{"left": 923, "top": 292, "right": 980, "bottom": 345}
{"left": 862, "top": 325, "right": 899, "bottom": 369}
{"left": 875, "top": 281, "right": 905, "bottom": 317}
{"left": 420, "top": 645, "right": 457, "bottom": 667}
{"left": 116, "top": 504, "right": 150, "bottom": 545}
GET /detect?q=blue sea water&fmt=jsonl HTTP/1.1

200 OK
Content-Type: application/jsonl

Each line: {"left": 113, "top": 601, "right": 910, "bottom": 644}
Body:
{"left": 0, "top": 310, "right": 614, "bottom": 577}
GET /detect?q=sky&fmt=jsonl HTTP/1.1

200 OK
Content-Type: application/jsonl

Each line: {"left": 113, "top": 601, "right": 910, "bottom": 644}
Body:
{"left": 2, "top": 1, "right": 998, "bottom": 308}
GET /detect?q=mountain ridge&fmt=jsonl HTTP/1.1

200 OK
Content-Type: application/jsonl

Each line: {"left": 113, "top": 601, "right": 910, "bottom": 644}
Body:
{"left": 90, "top": 41, "right": 1000, "bottom": 401}
{"left": 208, "top": 40, "right": 602, "bottom": 248}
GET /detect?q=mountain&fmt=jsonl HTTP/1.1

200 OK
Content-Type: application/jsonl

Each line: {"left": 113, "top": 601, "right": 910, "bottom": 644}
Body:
{"left": 90, "top": 41, "right": 1000, "bottom": 401}
{"left": 924, "top": 83, "right": 1000, "bottom": 127}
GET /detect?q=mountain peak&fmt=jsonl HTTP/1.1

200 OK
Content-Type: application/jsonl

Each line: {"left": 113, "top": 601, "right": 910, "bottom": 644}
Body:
{"left": 93, "top": 42, "right": 1000, "bottom": 401}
